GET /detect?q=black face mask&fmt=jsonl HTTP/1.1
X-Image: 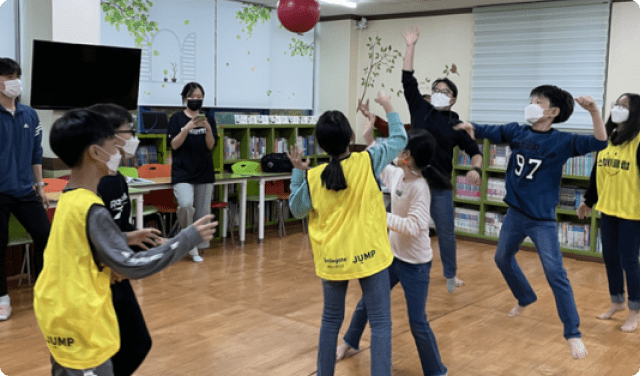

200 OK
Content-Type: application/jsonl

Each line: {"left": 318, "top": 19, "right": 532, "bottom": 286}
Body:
{"left": 187, "top": 99, "right": 203, "bottom": 111}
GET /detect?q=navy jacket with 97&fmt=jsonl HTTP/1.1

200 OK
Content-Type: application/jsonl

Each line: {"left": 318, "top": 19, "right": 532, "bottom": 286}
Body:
{"left": 0, "top": 103, "right": 43, "bottom": 197}
{"left": 473, "top": 122, "right": 608, "bottom": 220}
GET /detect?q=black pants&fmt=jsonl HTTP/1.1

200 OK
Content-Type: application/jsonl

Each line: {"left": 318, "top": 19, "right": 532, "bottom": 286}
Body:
{"left": 0, "top": 191, "right": 51, "bottom": 296}
{"left": 111, "top": 279, "right": 152, "bottom": 376}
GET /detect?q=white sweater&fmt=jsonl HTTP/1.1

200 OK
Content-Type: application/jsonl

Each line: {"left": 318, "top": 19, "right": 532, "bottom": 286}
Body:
{"left": 380, "top": 164, "right": 433, "bottom": 264}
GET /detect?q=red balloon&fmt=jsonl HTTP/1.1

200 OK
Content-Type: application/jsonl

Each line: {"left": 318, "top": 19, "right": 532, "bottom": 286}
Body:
{"left": 277, "top": 0, "right": 320, "bottom": 34}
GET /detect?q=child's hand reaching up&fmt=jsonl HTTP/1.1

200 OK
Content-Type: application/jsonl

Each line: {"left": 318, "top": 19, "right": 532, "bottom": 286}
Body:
{"left": 375, "top": 91, "right": 394, "bottom": 113}
{"left": 575, "top": 96, "right": 599, "bottom": 113}
{"left": 286, "top": 146, "right": 311, "bottom": 171}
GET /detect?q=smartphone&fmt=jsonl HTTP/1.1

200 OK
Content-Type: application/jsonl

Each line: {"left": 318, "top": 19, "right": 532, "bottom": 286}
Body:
{"left": 196, "top": 113, "right": 206, "bottom": 121}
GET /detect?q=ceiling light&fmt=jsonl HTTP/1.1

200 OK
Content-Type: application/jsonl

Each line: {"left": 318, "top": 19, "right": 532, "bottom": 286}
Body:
{"left": 320, "top": 0, "right": 357, "bottom": 8}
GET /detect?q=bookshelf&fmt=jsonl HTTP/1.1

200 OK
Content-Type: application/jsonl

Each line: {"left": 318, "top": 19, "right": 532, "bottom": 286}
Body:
{"left": 453, "top": 139, "right": 602, "bottom": 260}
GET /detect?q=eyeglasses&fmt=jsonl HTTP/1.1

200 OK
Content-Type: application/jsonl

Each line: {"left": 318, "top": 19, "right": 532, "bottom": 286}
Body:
{"left": 115, "top": 126, "right": 136, "bottom": 137}
{"left": 432, "top": 89, "right": 453, "bottom": 97}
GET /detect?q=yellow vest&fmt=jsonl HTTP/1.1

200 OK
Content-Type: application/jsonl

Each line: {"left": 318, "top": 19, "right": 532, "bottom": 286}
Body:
{"left": 34, "top": 189, "right": 119, "bottom": 369}
{"left": 307, "top": 152, "right": 393, "bottom": 280}
{"left": 595, "top": 133, "right": 640, "bottom": 220}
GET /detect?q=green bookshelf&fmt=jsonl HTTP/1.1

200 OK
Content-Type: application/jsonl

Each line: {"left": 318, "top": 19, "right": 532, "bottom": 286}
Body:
{"left": 453, "top": 138, "right": 601, "bottom": 259}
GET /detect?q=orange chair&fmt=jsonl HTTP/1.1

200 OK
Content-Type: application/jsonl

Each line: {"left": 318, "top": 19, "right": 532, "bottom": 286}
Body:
{"left": 138, "top": 164, "right": 176, "bottom": 236}
{"left": 42, "top": 178, "right": 67, "bottom": 223}
{"left": 42, "top": 178, "right": 67, "bottom": 193}
{"left": 138, "top": 163, "right": 171, "bottom": 179}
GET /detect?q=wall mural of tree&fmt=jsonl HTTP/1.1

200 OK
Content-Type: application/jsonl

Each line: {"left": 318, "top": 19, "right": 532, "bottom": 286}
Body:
{"left": 101, "top": 0, "right": 159, "bottom": 50}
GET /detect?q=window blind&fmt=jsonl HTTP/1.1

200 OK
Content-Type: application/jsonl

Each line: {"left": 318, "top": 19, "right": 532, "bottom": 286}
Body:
{"left": 470, "top": 0, "right": 610, "bottom": 132}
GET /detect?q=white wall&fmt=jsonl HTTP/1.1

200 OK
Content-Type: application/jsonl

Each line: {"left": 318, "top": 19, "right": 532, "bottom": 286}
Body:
{"left": 317, "top": 20, "right": 359, "bottom": 126}
{"left": 605, "top": 1, "right": 640, "bottom": 119}
{"left": 52, "top": 0, "right": 100, "bottom": 45}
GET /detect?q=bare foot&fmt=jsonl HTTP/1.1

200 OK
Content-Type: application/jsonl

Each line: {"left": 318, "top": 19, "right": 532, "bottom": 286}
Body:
{"left": 336, "top": 342, "right": 357, "bottom": 362}
{"left": 567, "top": 338, "right": 587, "bottom": 359}
{"left": 446, "top": 276, "right": 465, "bottom": 293}
{"left": 508, "top": 304, "right": 527, "bottom": 317}
{"left": 621, "top": 310, "right": 640, "bottom": 333}
{"left": 597, "top": 302, "right": 625, "bottom": 320}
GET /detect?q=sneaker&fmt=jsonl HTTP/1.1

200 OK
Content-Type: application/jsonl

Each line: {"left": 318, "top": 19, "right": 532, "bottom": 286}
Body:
{"left": 0, "top": 303, "right": 12, "bottom": 321}
{"left": 191, "top": 255, "right": 204, "bottom": 263}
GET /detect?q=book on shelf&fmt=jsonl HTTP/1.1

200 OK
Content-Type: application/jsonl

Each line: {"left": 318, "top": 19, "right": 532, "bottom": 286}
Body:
{"left": 223, "top": 136, "right": 241, "bottom": 160}
{"left": 558, "top": 186, "right": 587, "bottom": 211}
{"left": 563, "top": 152, "right": 595, "bottom": 177}
{"left": 484, "top": 211, "right": 504, "bottom": 238}
{"left": 455, "top": 175, "right": 481, "bottom": 201}
{"left": 489, "top": 144, "right": 511, "bottom": 169}
{"left": 458, "top": 144, "right": 484, "bottom": 166}
{"left": 135, "top": 145, "right": 158, "bottom": 166}
{"left": 249, "top": 136, "right": 267, "bottom": 159}
{"left": 274, "top": 137, "right": 288, "bottom": 153}
{"left": 454, "top": 207, "right": 480, "bottom": 234}
{"left": 557, "top": 221, "right": 590, "bottom": 251}
{"left": 487, "top": 178, "right": 506, "bottom": 202}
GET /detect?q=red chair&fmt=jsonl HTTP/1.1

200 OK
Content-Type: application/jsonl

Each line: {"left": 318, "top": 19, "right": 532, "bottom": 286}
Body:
{"left": 138, "top": 164, "right": 176, "bottom": 236}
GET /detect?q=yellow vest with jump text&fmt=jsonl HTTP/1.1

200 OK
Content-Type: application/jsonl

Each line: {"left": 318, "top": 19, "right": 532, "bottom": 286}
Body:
{"left": 595, "top": 133, "right": 640, "bottom": 220}
{"left": 33, "top": 189, "right": 119, "bottom": 369}
{"left": 306, "top": 152, "right": 393, "bottom": 280}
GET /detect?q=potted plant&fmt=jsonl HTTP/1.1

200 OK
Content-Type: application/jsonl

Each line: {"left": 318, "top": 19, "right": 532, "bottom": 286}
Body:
{"left": 170, "top": 63, "right": 178, "bottom": 82}
{"left": 163, "top": 69, "right": 168, "bottom": 82}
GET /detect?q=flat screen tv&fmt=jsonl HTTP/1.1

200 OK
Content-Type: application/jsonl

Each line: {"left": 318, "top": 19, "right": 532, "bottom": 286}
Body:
{"left": 30, "top": 40, "right": 141, "bottom": 110}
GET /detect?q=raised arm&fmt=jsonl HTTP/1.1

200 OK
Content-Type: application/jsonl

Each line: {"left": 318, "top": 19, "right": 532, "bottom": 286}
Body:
{"left": 367, "top": 91, "right": 408, "bottom": 177}
{"left": 402, "top": 27, "right": 419, "bottom": 72}
{"left": 575, "top": 96, "right": 607, "bottom": 141}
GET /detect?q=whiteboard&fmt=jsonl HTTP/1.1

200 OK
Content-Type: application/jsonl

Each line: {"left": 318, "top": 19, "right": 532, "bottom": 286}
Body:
{"left": 216, "top": 0, "right": 314, "bottom": 109}
{"left": 100, "top": 0, "right": 216, "bottom": 107}
{"left": 0, "top": 0, "right": 16, "bottom": 60}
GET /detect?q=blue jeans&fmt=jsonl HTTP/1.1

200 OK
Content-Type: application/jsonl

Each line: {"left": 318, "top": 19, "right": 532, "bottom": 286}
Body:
{"left": 600, "top": 213, "right": 640, "bottom": 311}
{"left": 318, "top": 269, "right": 392, "bottom": 376}
{"left": 343, "top": 259, "right": 447, "bottom": 376}
{"left": 495, "top": 208, "right": 581, "bottom": 339}
{"left": 430, "top": 188, "right": 457, "bottom": 278}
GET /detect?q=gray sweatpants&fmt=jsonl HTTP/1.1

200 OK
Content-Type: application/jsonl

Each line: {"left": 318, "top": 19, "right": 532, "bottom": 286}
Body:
{"left": 173, "top": 182, "right": 213, "bottom": 249}
{"left": 51, "top": 356, "right": 113, "bottom": 376}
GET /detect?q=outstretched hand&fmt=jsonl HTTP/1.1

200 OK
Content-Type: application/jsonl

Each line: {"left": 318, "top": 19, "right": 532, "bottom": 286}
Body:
{"left": 403, "top": 26, "right": 419, "bottom": 46}
{"left": 453, "top": 122, "right": 475, "bottom": 140}
{"left": 358, "top": 99, "right": 372, "bottom": 118}
{"left": 286, "top": 146, "right": 311, "bottom": 171}
{"left": 193, "top": 214, "right": 218, "bottom": 243}
{"left": 128, "top": 228, "right": 163, "bottom": 250}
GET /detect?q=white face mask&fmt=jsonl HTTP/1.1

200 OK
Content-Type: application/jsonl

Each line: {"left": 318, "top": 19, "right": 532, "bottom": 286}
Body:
{"left": 525, "top": 103, "right": 545, "bottom": 124}
{"left": 1, "top": 79, "right": 21, "bottom": 99}
{"left": 430, "top": 93, "right": 451, "bottom": 110}
{"left": 116, "top": 135, "right": 140, "bottom": 158}
{"left": 98, "top": 146, "right": 122, "bottom": 174}
{"left": 610, "top": 106, "right": 629, "bottom": 124}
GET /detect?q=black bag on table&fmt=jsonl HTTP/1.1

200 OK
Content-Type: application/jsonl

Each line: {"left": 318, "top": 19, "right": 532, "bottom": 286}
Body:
{"left": 261, "top": 153, "right": 293, "bottom": 173}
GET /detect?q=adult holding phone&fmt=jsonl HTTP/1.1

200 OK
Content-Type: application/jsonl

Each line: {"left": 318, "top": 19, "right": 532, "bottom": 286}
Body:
{"left": 167, "top": 82, "right": 219, "bottom": 262}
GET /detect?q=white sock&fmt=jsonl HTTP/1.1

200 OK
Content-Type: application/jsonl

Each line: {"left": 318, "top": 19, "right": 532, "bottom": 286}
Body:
{"left": 567, "top": 338, "right": 587, "bottom": 359}
{"left": 0, "top": 295, "right": 9, "bottom": 305}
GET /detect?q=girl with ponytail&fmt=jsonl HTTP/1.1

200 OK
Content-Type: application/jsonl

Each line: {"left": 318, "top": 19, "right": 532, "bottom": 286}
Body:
{"left": 335, "top": 120, "right": 448, "bottom": 376}
{"left": 287, "top": 91, "right": 407, "bottom": 376}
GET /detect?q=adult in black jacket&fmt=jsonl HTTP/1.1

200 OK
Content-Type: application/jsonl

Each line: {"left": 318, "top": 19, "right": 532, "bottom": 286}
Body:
{"left": 361, "top": 27, "right": 483, "bottom": 293}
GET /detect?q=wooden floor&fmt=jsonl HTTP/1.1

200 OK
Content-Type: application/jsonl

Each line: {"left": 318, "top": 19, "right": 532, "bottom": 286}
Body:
{"left": 1, "top": 225, "right": 640, "bottom": 376}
